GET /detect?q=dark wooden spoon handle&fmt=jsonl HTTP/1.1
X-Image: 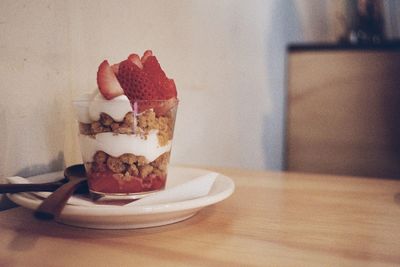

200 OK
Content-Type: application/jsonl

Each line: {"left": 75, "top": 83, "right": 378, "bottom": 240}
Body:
{"left": 34, "top": 177, "right": 87, "bottom": 220}
{"left": 0, "top": 182, "right": 62, "bottom": 193}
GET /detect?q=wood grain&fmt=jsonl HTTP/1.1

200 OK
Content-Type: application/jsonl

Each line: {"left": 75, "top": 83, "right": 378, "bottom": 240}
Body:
{"left": 286, "top": 50, "right": 400, "bottom": 178}
{"left": 0, "top": 167, "right": 400, "bottom": 266}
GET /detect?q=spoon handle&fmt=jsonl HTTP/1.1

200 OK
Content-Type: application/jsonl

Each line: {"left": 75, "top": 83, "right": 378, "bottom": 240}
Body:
{"left": 34, "top": 177, "right": 87, "bottom": 220}
{"left": 0, "top": 182, "right": 61, "bottom": 194}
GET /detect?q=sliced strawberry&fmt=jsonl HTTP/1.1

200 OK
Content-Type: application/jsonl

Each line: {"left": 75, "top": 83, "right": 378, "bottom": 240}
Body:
{"left": 128, "top": 54, "right": 143, "bottom": 69}
{"left": 141, "top": 50, "right": 153, "bottom": 63}
{"left": 101, "top": 51, "right": 178, "bottom": 112}
{"left": 161, "top": 79, "right": 177, "bottom": 99}
{"left": 97, "top": 60, "right": 124, "bottom": 100}
{"left": 111, "top": 63, "right": 119, "bottom": 75}
{"left": 142, "top": 55, "right": 177, "bottom": 100}
{"left": 117, "top": 59, "right": 159, "bottom": 101}
{"left": 143, "top": 56, "right": 167, "bottom": 84}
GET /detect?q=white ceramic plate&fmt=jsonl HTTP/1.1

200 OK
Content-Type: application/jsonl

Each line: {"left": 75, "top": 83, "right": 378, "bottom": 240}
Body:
{"left": 7, "top": 166, "right": 235, "bottom": 229}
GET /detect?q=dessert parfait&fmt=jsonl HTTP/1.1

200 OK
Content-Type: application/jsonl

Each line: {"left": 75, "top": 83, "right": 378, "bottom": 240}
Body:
{"left": 73, "top": 50, "right": 178, "bottom": 198}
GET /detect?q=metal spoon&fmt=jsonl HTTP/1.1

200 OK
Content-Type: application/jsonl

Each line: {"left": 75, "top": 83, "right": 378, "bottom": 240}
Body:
{"left": 34, "top": 164, "right": 87, "bottom": 220}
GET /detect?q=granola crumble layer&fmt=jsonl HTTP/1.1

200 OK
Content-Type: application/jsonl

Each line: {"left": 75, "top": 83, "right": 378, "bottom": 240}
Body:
{"left": 79, "top": 109, "right": 175, "bottom": 147}
{"left": 85, "top": 151, "right": 170, "bottom": 194}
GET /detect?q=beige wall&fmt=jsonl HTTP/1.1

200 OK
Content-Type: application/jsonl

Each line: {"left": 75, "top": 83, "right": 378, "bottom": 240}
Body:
{"left": 1, "top": 0, "right": 398, "bottom": 178}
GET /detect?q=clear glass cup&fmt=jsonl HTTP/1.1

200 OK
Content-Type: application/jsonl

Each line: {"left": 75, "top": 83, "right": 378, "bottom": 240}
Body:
{"left": 73, "top": 96, "right": 178, "bottom": 200}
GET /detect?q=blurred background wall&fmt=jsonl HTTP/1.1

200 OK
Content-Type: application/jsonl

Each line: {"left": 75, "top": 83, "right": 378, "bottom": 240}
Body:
{"left": 0, "top": 0, "right": 399, "bottom": 178}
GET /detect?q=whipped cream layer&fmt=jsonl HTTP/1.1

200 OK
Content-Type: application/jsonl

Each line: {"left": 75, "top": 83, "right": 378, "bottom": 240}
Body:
{"left": 73, "top": 92, "right": 132, "bottom": 123}
{"left": 79, "top": 131, "right": 172, "bottom": 163}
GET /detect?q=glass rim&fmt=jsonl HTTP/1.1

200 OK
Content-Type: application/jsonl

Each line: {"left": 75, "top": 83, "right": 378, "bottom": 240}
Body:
{"left": 72, "top": 97, "right": 179, "bottom": 105}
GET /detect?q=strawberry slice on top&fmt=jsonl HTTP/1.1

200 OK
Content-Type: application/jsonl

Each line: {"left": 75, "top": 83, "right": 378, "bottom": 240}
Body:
{"left": 142, "top": 54, "right": 177, "bottom": 99}
{"left": 143, "top": 55, "right": 167, "bottom": 84}
{"left": 117, "top": 59, "right": 159, "bottom": 101}
{"left": 97, "top": 60, "right": 124, "bottom": 100}
{"left": 127, "top": 53, "right": 143, "bottom": 69}
{"left": 141, "top": 50, "right": 153, "bottom": 63}
{"left": 97, "top": 50, "right": 177, "bottom": 108}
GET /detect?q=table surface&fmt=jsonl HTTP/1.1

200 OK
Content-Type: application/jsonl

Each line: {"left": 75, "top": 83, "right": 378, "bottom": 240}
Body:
{"left": 1, "top": 166, "right": 400, "bottom": 267}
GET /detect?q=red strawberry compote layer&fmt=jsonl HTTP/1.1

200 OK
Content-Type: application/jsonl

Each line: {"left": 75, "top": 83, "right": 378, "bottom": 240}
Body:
{"left": 73, "top": 50, "right": 178, "bottom": 197}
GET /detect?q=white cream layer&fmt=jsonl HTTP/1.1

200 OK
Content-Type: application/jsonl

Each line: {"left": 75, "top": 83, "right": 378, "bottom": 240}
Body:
{"left": 78, "top": 131, "right": 172, "bottom": 163}
{"left": 73, "top": 92, "right": 132, "bottom": 123}
{"left": 89, "top": 93, "right": 132, "bottom": 122}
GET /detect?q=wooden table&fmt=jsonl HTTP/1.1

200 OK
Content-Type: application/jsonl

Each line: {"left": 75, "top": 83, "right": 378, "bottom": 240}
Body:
{"left": 1, "top": 167, "right": 400, "bottom": 267}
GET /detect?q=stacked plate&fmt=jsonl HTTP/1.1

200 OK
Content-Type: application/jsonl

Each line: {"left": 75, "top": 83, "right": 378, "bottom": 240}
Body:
{"left": 6, "top": 166, "right": 235, "bottom": 229}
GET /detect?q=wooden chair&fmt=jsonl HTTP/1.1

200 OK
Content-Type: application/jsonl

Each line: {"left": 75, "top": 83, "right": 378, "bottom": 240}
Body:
{"left": 285, "top": 42, "right": 400, "bottom": 178}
